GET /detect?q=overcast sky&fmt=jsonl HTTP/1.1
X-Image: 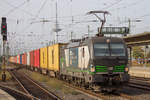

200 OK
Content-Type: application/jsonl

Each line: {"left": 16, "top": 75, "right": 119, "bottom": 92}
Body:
{"left": 0, "top": 0, "right": 150, "bottom": 55}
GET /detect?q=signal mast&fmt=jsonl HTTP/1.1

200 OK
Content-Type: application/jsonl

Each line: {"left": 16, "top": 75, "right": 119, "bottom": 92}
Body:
{"left": 1, "top": 17, "right": 7, "bottom": 81}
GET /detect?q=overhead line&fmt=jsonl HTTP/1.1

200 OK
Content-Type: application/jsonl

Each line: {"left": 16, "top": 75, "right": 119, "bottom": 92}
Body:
{"left": 3, "top": 0, "right": 35, "bottom": 17}
{"left": 4, "top": 0, "right": 30, "bottom": 16}
{"left": 35, "top": 0, "right": 48, "bottom": 18}
{"left": 102, "top": 0, "right": 123, "bottom": 10}
{"left": 110, "top": 0, "right": 145, "bottom": 11}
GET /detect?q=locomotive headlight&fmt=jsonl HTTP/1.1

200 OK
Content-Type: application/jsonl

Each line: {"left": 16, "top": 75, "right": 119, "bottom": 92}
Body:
{"left": 90, "top": 64, "right": 95, "bottom": 72}
{"left": 125, "top": 67, "right": 129, "bottom": 72}
{"left": 90, "top": 67, "right": 95, "bottom": 72}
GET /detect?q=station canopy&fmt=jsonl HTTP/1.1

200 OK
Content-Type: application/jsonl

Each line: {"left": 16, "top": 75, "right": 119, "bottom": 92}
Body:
{"left": 123, "top": 32, "right": 150, "bottom": 47}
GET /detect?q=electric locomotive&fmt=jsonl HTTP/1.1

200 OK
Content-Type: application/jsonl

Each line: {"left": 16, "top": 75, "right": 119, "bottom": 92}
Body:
{"left": 60, "top": 36, "right": 130, "bottom": 91}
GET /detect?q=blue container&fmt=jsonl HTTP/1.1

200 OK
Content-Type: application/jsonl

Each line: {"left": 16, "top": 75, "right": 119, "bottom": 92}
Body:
{"left": 20, "top": 55, "right": 22, "bottom": 64}
{"left": 69, "top": 48, "right": 78, "bottom": 68}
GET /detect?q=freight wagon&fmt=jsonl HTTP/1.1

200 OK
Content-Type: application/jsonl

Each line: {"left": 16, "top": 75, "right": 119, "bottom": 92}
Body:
{"left": 10, "top": 37, "right": 129, "bottom": 92}
{"left": 30, "top": 51, "right": 34, "bottom": 70}
{"left": 34, "top": 49, "right": 40, "bottom": 71}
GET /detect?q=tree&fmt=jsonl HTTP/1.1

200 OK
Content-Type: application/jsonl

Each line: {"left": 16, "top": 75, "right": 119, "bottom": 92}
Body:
{"left": 132, "top": 46, "right": 144, "bottom": 59}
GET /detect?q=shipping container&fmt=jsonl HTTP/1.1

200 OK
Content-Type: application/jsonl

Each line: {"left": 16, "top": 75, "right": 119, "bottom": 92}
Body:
{"left": 47, "top": 45, "right": 53, "bottom": 70}
{"left": 34, "top": 49, "right": 40, "bottom": 68}
{"left": 22, "top": 54, "right": 25, "bottom": 65}
{"left": 17, "top": 55, "right": 20, "bottom": 64}
{"left": 30, "top": 51, "right": 34, "bottom": 67}
{"left": 11, "top": 57, "right": 13, "bottom": 63}
{"left": 20, "top": 55, "right": 22, "bottom": 64}
{"left": 12, "top": 56, "right": 15, "bottom": 63}
{"left": 40, "top": 47, "right": 47, "bottom": 69}
{"left": 15, "top": 56, "right": 17, "bottom": 63}
{"left": 47, "top": 43, "right": 65, "bottom": 72}
{"left": 24, "top": 53, "right": 27, "bottom": 65}
{"left": 27, "top": 52, "right": 30, "bottom": 66}
{"left": 9, "top": 57, "right": 15, "bottom": 63}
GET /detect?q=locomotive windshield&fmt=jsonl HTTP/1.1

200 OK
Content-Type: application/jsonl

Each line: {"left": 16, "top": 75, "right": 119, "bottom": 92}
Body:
{"left": 94, "top": 42, "right": 125, "bottom": 56}
{"left": 110, "top": 43, "right": 125, "bottom": 56}
{"left": 94, "top": 43, "right": 109, "bottom": 56}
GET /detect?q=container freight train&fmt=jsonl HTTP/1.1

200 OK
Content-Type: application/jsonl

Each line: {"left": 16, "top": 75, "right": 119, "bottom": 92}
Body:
{"left": 9, "top": 36, "right": 130, "bottom": 92}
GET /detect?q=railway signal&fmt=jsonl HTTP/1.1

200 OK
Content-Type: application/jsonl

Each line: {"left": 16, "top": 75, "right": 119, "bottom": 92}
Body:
{"left": 1, "top": 17, "right": 7, "bottom": 81}
{"left": 1, "top": 17, "right": 7, "bottom": 41}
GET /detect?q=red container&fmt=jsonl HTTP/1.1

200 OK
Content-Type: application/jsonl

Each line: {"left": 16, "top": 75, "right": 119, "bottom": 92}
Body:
{"left": 22, "top": 54, "right": 25, "bottom": 65}
{"left": 30, "top": 51, "right": 34, "bottom": 67}
{"left": 18, "top": 55, "right": 20, "bottom": 64}
{"left": 34, "top": 49, "right": 40, "bottom": 68}
{"left": 15, "top": 56, "right": 17, "bottom": 63}
{"left": 24, "top": 53, "right": 27, "bottom": 65}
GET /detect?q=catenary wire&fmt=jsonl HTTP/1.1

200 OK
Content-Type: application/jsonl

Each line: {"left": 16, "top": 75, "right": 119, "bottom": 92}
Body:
{"left": 4, "top": 0, "right": 30, "bottom": 16}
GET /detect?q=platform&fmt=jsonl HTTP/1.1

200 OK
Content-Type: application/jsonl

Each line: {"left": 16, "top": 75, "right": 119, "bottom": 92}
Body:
{"left": 129, "top": 66, "right": 150, "bottom": 78}
{"left": 0, "top": 89, "right": 15, "bottom": 100}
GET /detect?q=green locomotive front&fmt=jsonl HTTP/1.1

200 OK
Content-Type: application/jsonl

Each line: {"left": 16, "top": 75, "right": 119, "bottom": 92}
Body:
{"left": 60, "top": 36, "right": 130, "bottom": 91}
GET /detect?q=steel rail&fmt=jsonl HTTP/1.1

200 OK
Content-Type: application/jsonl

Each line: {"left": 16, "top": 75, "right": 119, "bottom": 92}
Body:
{"left": 119, "top": 93, "right": 139, "bottom": 100}
{"left": 8, "top": 70, "right": 30, "bottom": 95}
{"left": 22, "top": 72, "right": 62, "bottom": 100}
{"left": 0, "top": 84, "right": 39, "bottom": 100}
{"left": 128, "top": 82, "right": 150, "bottom": 91}
{"left": 22, "top": 67, "right": 138, "bottom": 100}
{"left": 63, "top": 81, "right": 139, "bottom": 100}
{"left": 64, "top": 82, "right": 110, "bottom": 100}
{"left": 128, "top": 76, "right": 150, "bottom": 91}
{"left": 9, "top": 65, "right": 139, "bottom": 100}
{"left": 131, "top": 76, "right": 150, "bottom": 82}
{"left": 11, "top": 69, "right": 62, "bottom": 100}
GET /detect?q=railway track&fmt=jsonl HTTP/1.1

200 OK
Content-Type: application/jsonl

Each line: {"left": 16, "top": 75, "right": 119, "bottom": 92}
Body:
{"left": 63, "top": 81, "right": 138, "bottom": 100}
{"left": 62, "top": 76, "right": 150, "bottom": 100}
{"left": 8, "top": 69, "right": 62, "bottom": 100}
{"left": 0, "top": 84, "right": 37, "bottom": 100}
{"left": 128, "top": 77, "right": 150, "bottom": 91}
{"left": 19, "top": 67, "right": 138, "bottom": 100}
{"left": 8, "top": 67, "right": 140, "bottom": 100}
{"left": 21, "top": 68, "right": 139, "bottom": 100}
{"left": 131, "top": 76, "right": 150, "bottom": 82}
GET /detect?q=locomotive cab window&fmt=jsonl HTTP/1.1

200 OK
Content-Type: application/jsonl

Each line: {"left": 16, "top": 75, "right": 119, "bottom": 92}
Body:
{"left": 94, "top": 43, "right": 109, "bottom": 56}
{"left": 110, "top": 43, "right": 125, "bottom": 56}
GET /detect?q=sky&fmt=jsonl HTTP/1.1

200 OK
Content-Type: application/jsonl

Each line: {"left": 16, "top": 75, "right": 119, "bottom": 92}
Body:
{"left": 0, "top": 0, "right": 150, "bottom": 55}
